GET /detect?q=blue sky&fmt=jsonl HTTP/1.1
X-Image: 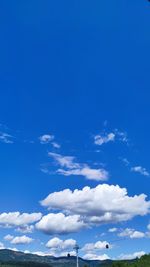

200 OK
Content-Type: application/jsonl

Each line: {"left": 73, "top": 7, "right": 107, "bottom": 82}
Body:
{"left": 0, "top": 0, "right": 150, "bottom": 261}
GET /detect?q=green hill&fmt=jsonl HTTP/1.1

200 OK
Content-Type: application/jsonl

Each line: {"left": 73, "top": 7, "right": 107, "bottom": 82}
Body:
{"left": 0, "top": 249, "right": 112, "bottom": 267}
{"left": 112, "top": 254, "right": 150, "bottom": 267}
{"left": 0, "top": 249, "right": 149, "bottom": 267}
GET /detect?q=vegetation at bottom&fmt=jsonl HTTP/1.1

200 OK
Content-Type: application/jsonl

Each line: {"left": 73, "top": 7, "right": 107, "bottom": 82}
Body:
{"left": 0, "top": 254, "right": 150, "bottom": 267}
{"left": 112, "top": 254, "right": 150, "bottom": 267}
{"left": 0, "top": 262, "right": 52, "bottom": 267}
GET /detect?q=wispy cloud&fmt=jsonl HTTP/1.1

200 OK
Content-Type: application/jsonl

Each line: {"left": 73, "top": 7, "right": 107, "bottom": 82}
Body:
{"left": 57, "top": 167, "right": 108, "bottom": 181}
{"left": 48, "top": 152, "right": 79, "bottom": 169}
{"left": 121, "top": 158, "right": 150, "bottom": 177}
{"left": 131, "top": 166, "right": 150, "bottom": 177}
{"left": 48, "top": 152, "right": 109, "bottom": 181}
{"left": 94, "top": 133, "right": 115, "bottom": 146}
{"left": 0, "top": 132, "right": 14, "bottom": 144}
{"left": 94, "top": 129, "right": 128, "bottom": 146}
{"left": 121, "top": 158, "right": 130, "bottom": 166}
{"left": 51, "top": 142, "right": 61, "bottom": 149}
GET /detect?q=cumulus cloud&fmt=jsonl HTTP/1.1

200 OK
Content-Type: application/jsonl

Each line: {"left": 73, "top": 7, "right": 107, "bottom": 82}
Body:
{"left": 131, "top": 166, "right": 149, "bottom": 177}
{"left": 4, "top": 235, "right": 33, "bottom": 245}
{"left": 10, "top": 235, "right": 33, "bottom": 245}
{"left": 83, "top": 253, "right": 110, "bottom": 261}
{"left": 0, "top": 212, "right": 42, "bottom": 228}
{"left": 36, "top": 213, "right": 85, "bottom": 235}
{"left": 82, "top": 241, "right": 110, "bottom": 252}
{"left": 118, "top": 228, "right": 145, "bottom": 239}
{"left": 39, "top": 134, "right": 54, "bottom": 144}
{"left": 41, "top": 184, "right": 150, "bottom": 225}
{"left": 48, "top": 152, "right": 109, "bottom": 181}
{"left": 46, "top": 237, "right": 76, "bottom": 251}
{"left": 118, "top": 251, "right": 145, "bottom": 260}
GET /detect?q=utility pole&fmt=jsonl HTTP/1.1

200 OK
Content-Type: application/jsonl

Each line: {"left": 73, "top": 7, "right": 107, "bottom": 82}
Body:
{"left": 74, "top": 244, "right": 80, "bottom": 267}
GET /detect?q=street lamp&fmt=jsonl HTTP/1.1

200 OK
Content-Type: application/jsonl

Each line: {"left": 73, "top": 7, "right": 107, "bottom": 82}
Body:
{"left": 74, "top": 244, "right": 80, "bottom": 267}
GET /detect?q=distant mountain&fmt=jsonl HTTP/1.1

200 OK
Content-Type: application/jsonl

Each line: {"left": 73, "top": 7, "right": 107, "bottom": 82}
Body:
{"left": 2, "top": 249, "right": 150, "bottom": 267}
{"left": 0, "top": 249, "right": 112, "bottom": 267}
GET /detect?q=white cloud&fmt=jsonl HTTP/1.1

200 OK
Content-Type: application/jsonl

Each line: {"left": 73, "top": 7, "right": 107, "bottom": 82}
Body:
{"left": 82, "top": 241, "right": 110, "bottom": 252}
{"left": 41, "top": 184, "right": 150, "bottom": 225}
{"left": 56, "top": 250, "right": 76, "bottom": 257}
{"left": 131, "top": 166, "right": 149, "bottom": 177}
{"left": 48, "top": 152, "right": 79, "bottom": 169}
{"left": 51, "top": 142, "right": 61, "bottom": 149}
{"left": 4, "top": 234, "right": 14, "bottom": 241}
{"left": 0, "top": 132, "right": 14, "bottom": 144}
{"left": 58, "top": 167, "right": 108, "bottom": 181}
{"left": 0, "top": 212, "right": 42, "bottom": 227}
{"left": 39, "top": 134, "right": 54, "bottom": 144}
{"left": 46, "top": 237, "right": 76, "bottom": 251}
{"left": 8, "top": 247, "right": 19, "bottom": 252}
{"left": 118, "top": 228, "right": 145, "bottom": 239}
{"left": 94, "top": 130, "right": 128, "bottom": 146}
{"left": 94, "top": 133, "right": 115, "bottom": 146}
{"left": 83, "top": 253, "right": 110, "bottom": 261}
{"left": 116, "top": 131, "right": 128, "bottom": 143}
{"left": 28, "top": 250, "right": 76, "bottom": 258}
{"left": 108, "top": 228, "right": 117, "bottom": 233}
{"left": 119, "top": 251, "right": 145, "bottom": 260}
{"left": 147, "top": 223, "right": 150, "bottom": 231}
{"left": 30, "top": 251, "right": 53, "bottom": 257}
{"left": 10, "top": 235, "right": 33, "bottom": 245}
{"left": 122, "top": 159, "right": 149, "bottom": 177}
{"left": 48, "top": 152, "right": 109, "bottom": 181}
{"left": 36, "top": 213, "right": 85, "bottom": 235}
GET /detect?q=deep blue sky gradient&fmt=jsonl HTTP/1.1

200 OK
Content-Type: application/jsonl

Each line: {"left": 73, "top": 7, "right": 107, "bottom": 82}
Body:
{"left": 0, "top": 0, "right": 150, "bottom": 259}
